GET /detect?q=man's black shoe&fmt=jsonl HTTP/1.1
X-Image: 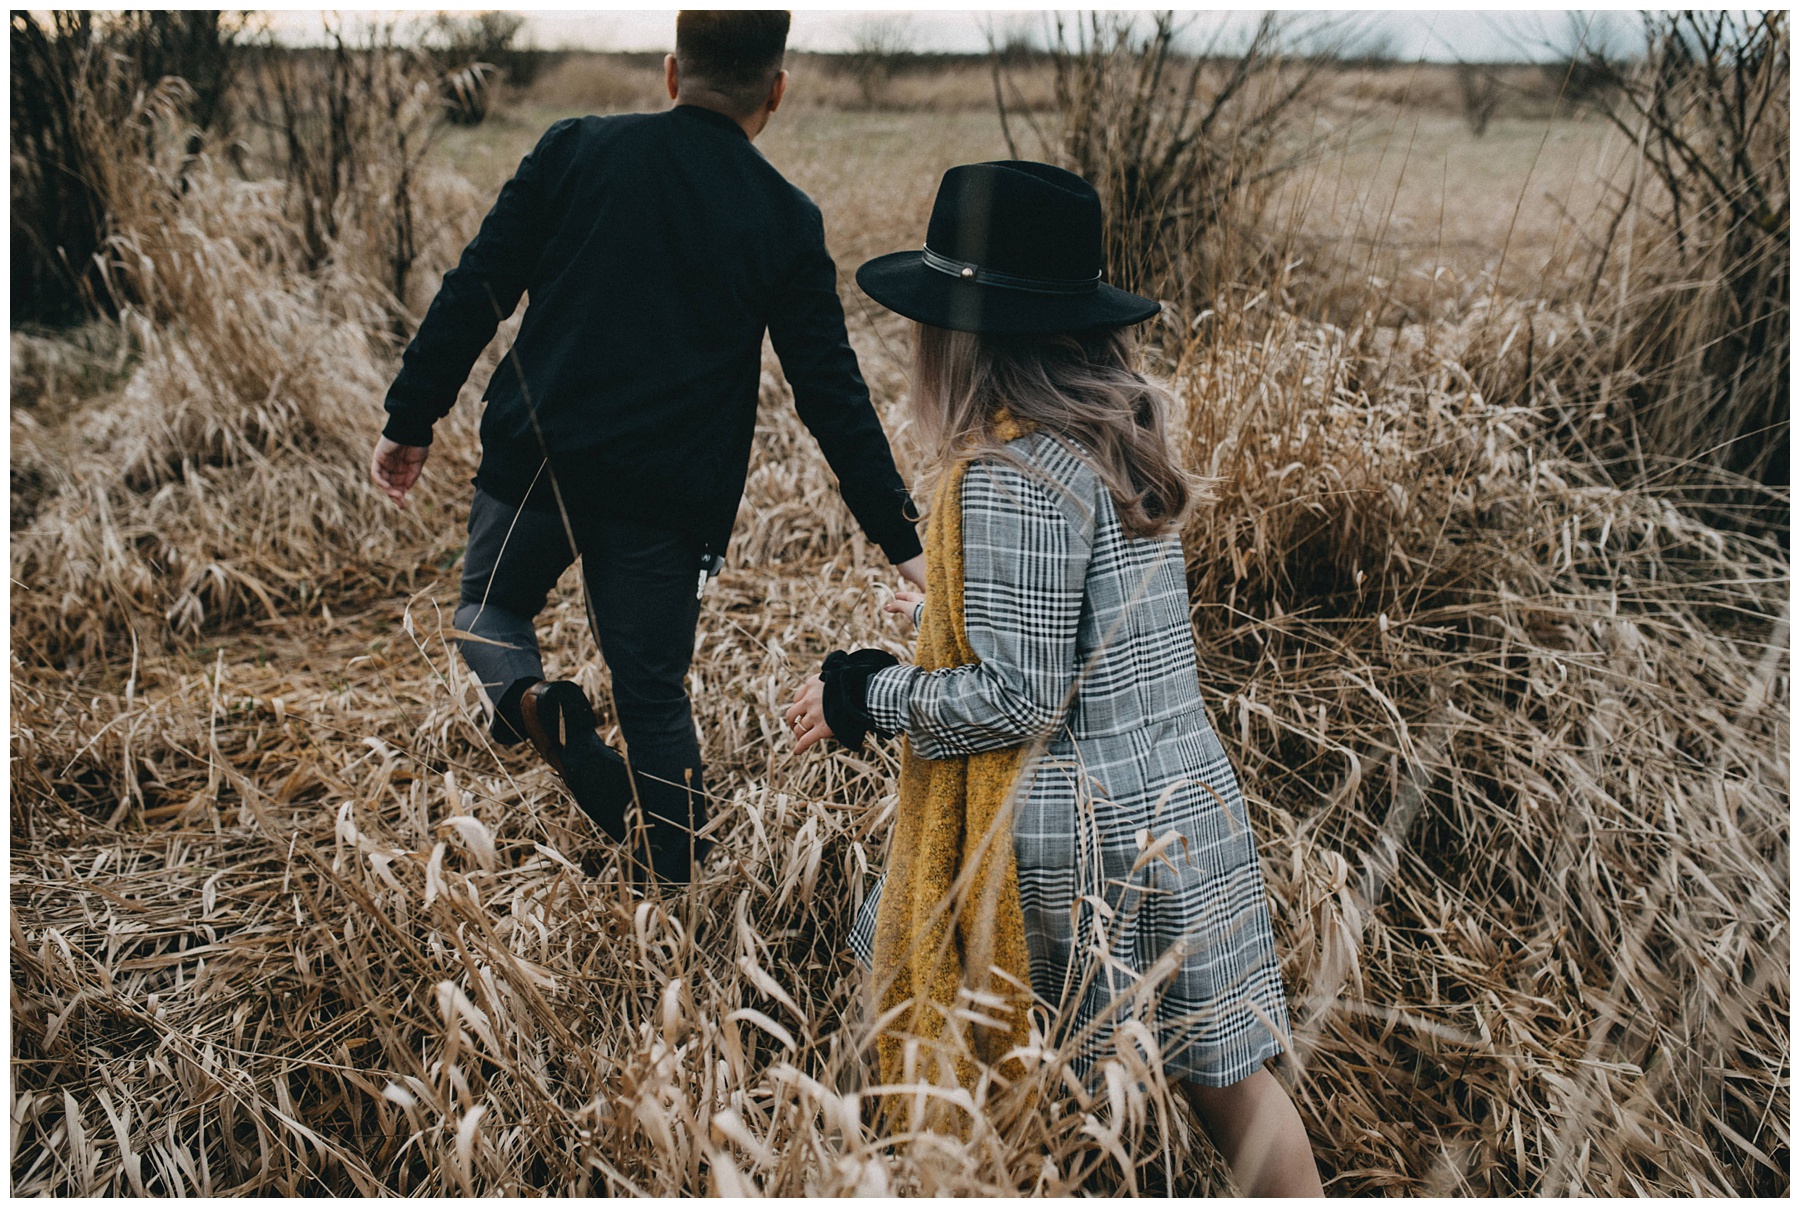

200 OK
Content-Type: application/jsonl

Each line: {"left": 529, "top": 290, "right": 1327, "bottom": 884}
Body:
{"left": 519, "top": 680, "right": 633, "bottom": 842}
{"left": 634, "top": 767, "right": 712, "bottom": 886}
{"left": 561, "top": 728, "right": 633, "bottom": 844}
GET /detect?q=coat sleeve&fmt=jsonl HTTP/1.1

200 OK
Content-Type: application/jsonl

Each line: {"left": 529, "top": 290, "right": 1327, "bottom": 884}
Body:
{"left": 766, "top": 204, "right": 922, "bottom": 564}
{"left": 380, "top": 118, "right": 576, "bottom": 447}
{"left": 863, "top": 455, "right": 1093, "bottom": 758}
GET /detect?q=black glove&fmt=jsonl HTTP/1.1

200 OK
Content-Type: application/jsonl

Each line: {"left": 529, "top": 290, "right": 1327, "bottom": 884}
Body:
{"left": 819, "top": 648, "right": 901, "bottom": 750}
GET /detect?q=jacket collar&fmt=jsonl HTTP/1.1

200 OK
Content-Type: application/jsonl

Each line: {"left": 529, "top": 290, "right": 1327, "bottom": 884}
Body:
{"left": 672, "top": 103, "right": 750, "bottom": 140}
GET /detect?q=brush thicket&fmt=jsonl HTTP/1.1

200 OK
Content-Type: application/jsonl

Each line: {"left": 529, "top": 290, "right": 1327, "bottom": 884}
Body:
{"left": 11, "top": 60, "right": 488, "bottom": 663}
{"left": 1175, "top": 296, "right": 1786, "bottom": 1194}
{"left": 1559, "top": 12, "right": 1790, "bottom": 492}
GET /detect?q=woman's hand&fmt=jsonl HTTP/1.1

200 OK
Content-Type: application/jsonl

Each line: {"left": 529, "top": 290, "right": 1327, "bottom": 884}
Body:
{"left": 884, "top": 590, "right": 926, "bottom": 629}
{"left": 784, "top": 675, "right": 834, "bottom": 754}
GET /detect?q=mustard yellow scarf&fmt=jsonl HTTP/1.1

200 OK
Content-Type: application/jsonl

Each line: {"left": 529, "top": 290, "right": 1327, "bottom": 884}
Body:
{"left": 871, "top": 419, "right": 1035, "bottom": 1114}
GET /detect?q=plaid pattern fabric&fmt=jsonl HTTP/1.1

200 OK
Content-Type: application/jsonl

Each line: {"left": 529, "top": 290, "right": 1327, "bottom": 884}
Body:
{"left": 852, "top": 434, "right": 1290, "bottom": 1087}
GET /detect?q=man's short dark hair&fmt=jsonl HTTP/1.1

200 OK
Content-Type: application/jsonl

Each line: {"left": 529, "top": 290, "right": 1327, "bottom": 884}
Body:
{"left": 675, "top": 11, "right": 791, "bottom": 115}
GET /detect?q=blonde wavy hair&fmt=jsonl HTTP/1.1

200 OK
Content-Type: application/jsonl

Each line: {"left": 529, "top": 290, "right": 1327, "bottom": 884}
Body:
{"left": 910, "top": 323, "right": 1197, "bottom": 539}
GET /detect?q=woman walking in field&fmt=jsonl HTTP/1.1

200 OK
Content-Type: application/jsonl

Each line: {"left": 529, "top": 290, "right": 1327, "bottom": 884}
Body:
{"left": 786, "top": 161, "right": 1324, "bottom": 1195}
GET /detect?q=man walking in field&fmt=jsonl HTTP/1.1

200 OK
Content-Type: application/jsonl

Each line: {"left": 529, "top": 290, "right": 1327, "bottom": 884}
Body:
{"left": 370, "top": 11, "right": 925, "bottom": 885}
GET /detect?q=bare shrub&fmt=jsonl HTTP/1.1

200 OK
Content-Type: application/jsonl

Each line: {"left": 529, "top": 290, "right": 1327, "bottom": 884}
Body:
{"left": 1454, "top": 63, "right": 1502, "bottom": 136}
{"left": 1560, "top": 11, "right": 1789, "bottom": 493}
{"left": 241, "top": 25, "right": 451, "bottom": 317}
{"left": 111, "top": 9, "right": 246, "bottom": 149}
{"left": 994, "top": 12, "right": 1336, "bottom": 332}
{"left": 841, "top": 15, "right": 915, "bottom": 109}
{"left": 1538, "top": 12, "right": 1629, "bottom": 110}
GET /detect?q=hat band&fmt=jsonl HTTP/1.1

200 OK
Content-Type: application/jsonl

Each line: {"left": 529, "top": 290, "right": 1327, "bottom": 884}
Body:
{"left": 921, "top": 245, "right": 1101, "bottom": 296}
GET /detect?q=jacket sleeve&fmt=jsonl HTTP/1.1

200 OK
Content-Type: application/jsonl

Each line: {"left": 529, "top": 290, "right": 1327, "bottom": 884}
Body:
{"left": 767, "top": 204, "right": 923, "bottom": 564}
{"left": 380, "top": 119, "right": 575, "bottom": 447}
{"left": 862, "top": 456, "right": 1093, "bottom": 758}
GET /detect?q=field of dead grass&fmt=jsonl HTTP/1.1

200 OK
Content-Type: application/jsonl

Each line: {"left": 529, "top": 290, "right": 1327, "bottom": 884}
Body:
{"left": 10, "top": 68, "right": 1788, "bottom": 1196}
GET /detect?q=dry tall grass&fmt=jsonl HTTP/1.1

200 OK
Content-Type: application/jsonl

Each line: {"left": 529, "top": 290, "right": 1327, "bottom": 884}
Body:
{"left": 11, "top": 40, "right": 1789, "bottom": 1198}
{"left": 1175, "top": 301, "right": 1787, "bottom": 1193}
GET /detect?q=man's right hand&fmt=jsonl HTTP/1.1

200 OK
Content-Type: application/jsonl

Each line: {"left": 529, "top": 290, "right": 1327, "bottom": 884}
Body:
{"left": 371, "top": 436, "right": 429, "bottom": 509}
{"left": 883, "top": 590, "right": 926, "bottom": 628}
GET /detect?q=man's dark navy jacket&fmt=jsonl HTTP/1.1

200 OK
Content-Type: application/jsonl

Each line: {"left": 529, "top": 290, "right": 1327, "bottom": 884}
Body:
{"left": 382, "top": 104, "right": 921, "bottom": 564}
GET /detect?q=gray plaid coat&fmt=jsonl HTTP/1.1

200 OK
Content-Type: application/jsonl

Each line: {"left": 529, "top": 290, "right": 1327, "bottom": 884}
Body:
{"left": 849, "top": 432, "right": 1290, "bottom": 1087}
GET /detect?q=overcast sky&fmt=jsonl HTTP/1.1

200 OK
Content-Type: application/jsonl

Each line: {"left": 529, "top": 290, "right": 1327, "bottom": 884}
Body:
{"left": 260, "top": 8, "right": 1647, "bottom": 63}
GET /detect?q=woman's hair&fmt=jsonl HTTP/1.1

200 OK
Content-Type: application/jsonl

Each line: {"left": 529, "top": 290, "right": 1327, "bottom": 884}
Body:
{"left": 910, "top": 323, "right": 1197, "bottom": 539}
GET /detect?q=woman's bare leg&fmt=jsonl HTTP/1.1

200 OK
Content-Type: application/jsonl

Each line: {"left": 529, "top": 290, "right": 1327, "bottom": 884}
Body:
{"left": 1183, "top": 1067, "right": 1324, "bottom": 1197}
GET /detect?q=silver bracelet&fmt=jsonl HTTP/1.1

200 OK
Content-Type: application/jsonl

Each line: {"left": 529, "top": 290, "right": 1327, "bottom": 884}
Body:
{"left": 913, "top": 601, "right": 924, "bottom": 627}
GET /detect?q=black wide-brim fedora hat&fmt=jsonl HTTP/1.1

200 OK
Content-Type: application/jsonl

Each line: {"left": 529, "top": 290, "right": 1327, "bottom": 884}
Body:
{"left": 856, "top": 160, "right": 1160, "bottom": 335}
